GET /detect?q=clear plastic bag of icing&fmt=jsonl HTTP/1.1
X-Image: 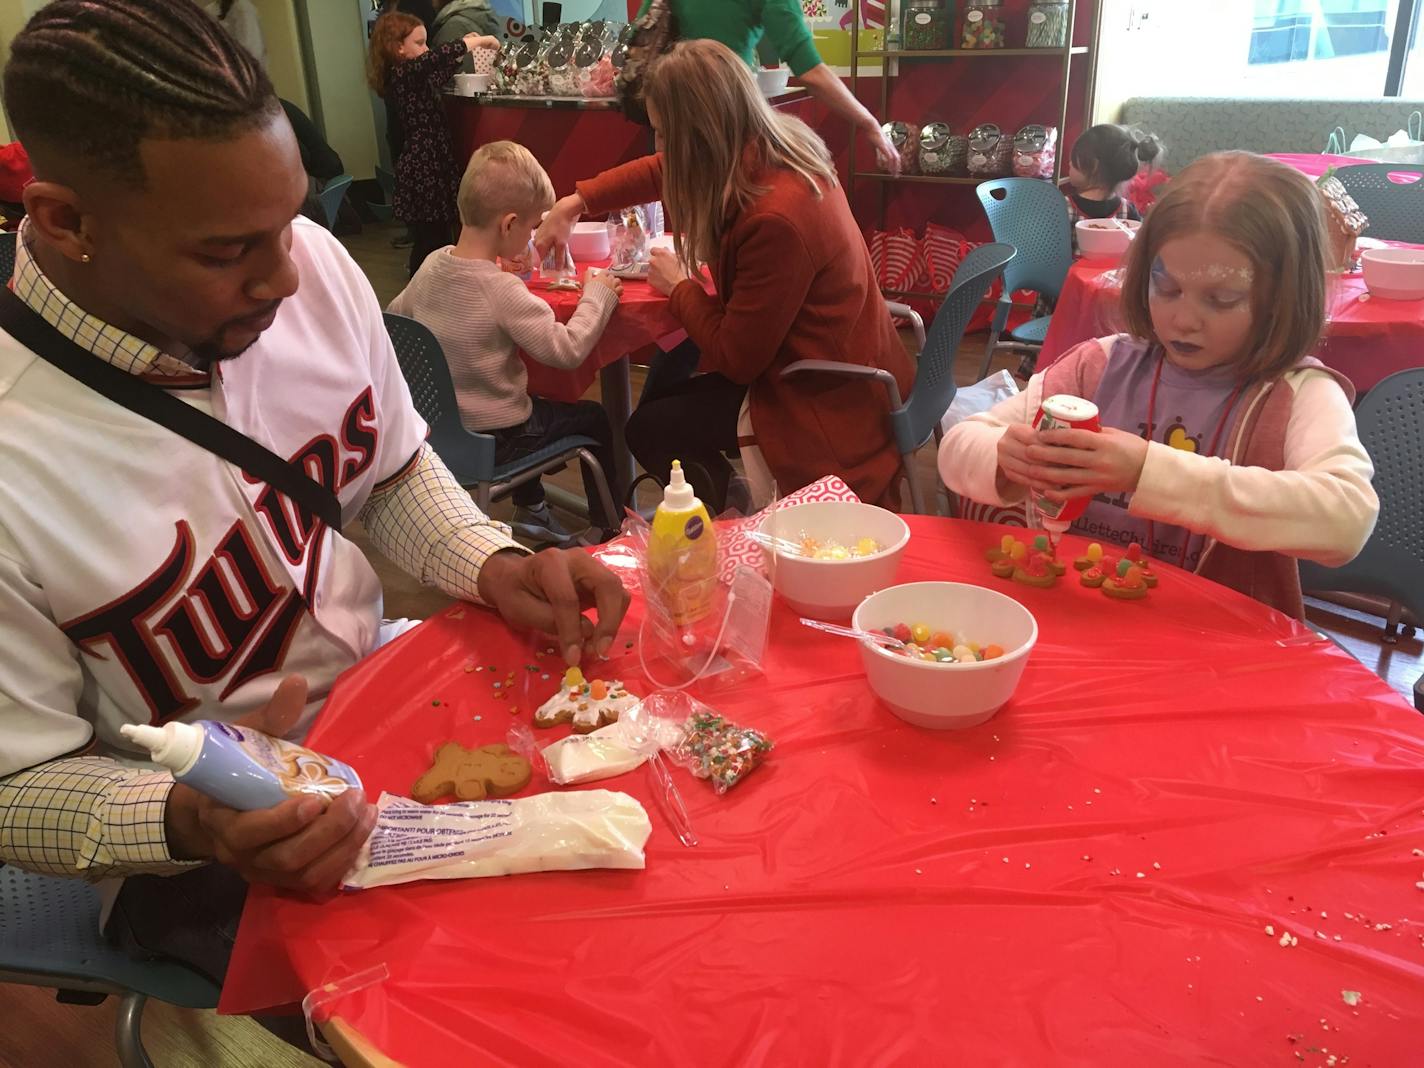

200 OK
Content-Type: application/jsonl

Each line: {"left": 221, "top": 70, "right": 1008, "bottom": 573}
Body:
{"left": 540, "top": 240, "right": 576, "bottom": 285}
{"left": 632, "top": 512, "right": 770, "bottom": 693}
{"left": 607, "top": 204, "right": 651, "bottom": 273}
{"left": 341, "top": 789, "right": 651, "bottom": 890}
{"left": 510, "top": 717, "right": 650, "bottom": 787}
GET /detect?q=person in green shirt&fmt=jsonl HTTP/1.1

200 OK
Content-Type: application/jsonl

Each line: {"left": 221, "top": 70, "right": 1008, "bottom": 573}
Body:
{"left": 635, "top": 0, "right": 900, "bottom": 172}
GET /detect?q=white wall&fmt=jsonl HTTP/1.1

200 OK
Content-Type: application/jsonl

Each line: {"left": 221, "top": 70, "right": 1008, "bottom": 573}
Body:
{"left": 0, "top": 0, "right": 50, "bottom": 143}
{"left": 253, "top": 0, "right": 309, "bottom": 112}
{"left": 303, "top": 0, "right": 381, "bottom": 180}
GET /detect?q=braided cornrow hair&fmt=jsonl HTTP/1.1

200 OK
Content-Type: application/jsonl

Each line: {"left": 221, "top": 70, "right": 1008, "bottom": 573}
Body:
{"left": 3, "top": 0, "right": 278, "bottom": 187}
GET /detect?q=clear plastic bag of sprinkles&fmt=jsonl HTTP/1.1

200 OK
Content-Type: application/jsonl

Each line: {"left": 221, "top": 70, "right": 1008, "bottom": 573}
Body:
{"left": 642, "top": 691, "right": 773, "bottom": 796}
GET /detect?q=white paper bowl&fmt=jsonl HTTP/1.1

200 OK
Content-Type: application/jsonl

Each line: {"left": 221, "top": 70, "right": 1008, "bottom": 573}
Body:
{"left": 760, "top": 501, "right": 909, "bottom": 621}
{"left": 756, "top": 67, "right": 791, "bottom": 97}
{"left": 852, "top": 581, "right": 1037, "bottom": 730}
{"left": 569, "top": 221, "right": 612, "bottom": 262}
{"left": 1361, "top": 247, "right": 1424, "bottom": 300}
{"left": 1075, "top": 217, "right": 1140, "bottom": 259}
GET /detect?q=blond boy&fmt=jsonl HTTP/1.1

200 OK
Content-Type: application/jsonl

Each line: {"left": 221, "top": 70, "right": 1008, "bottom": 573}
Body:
{"left": 388, "top": 141, "right": 622, "bottom": 542}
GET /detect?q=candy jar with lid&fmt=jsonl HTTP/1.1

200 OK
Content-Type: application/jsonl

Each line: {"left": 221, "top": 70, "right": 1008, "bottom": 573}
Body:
{"left": 919, "top": 122, "right": 955, "bottom": 175}
{"left": 881, "top": 121, "right": 921, "bottom": 174}
{"left": 1025, "top": 0, "right": 1070, "bottom": 48}
{"left": 545, "top": 36, "right": 579, "bottom": 96}
{"left": 961, "top": 0, "right": 1006, "bottom": 49}
{"left": 902, "top": 0, "right": 950, "bottom": 51}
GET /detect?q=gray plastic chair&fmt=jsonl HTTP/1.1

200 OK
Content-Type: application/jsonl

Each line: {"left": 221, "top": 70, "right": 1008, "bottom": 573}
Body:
{"left": 316, "top": 172, "right": 353, "bottom": 232}
{"left": 780, "top": 243, "right": 1016, "bottom": 514}
{"left": 1299, "top": 368, "right": 1423, "bottom": 646}
{"left": 1333, "top": 164, "right": 1424, "bottom": 244}
{"left": 0, "top": 230, "right": 15, "bottom": 283}
{"left": 382, "top": 312, "right": 618, "bottom": 525}
{"left": 975, "top": 178, "right": 1074, "bottom": 380}
{"left": 0, "top": 865, "right": 221, "bottom": 1068}
{"left": 370, "top": 166, "right": 396, "bottom": 223}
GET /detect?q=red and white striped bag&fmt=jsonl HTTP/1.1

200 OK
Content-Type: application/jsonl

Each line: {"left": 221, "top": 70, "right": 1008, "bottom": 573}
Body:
{"left": 916, "top": 223, "right": 974, "bottom": 292}
{"left": 867, "top": 227, "right": 921, "bottom": 293}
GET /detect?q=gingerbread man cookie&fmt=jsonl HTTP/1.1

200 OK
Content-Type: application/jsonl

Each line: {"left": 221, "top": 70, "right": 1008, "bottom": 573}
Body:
{"left": 535, "top": 667, "right": 638, "bottom": 733}
{"left": 412, "top": 742, "right": 532, "bottom": 804}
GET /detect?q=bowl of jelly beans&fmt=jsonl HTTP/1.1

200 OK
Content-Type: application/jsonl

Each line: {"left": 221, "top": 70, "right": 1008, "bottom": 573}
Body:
{"left": 852, "top": 581, "right": 1038, "bottom": 729}
{"left": 760, "top": 501, "right": 910, "bottom": 621}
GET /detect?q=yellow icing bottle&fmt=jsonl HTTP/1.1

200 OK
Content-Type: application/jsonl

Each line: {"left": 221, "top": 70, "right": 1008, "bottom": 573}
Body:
{"left": 646, "top": 460, "right": 718, "bottom": 626}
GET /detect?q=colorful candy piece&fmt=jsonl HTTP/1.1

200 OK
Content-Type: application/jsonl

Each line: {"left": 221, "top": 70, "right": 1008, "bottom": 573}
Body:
{"left": 982, "top": 644, "right": 1005, "bottom": 660}
{"left": 910, "top": 623, "right": 931, "bottom": 645}
{"left": 1125, "top": 542, "right": 1143, "bottom": 563}
{"left": 1074, "top": 542, "right": 1104, "bottom": 571}
{"left": 892, "top": 622, "right": 913, "bottom": 644}
{"left": 1009, "top": 541, "right": 1028, "bottom": 562}
{"left": 929, "top": 631, "right": 954, "bottom": 651}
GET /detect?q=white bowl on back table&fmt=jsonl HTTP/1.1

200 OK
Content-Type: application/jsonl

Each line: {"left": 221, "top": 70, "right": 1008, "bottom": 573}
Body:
{"left": 1361, "top": 246, "right": 1424, "bottom": 300}
{"left": 1075, "top": 217, "right": 1139, "bottom": 260}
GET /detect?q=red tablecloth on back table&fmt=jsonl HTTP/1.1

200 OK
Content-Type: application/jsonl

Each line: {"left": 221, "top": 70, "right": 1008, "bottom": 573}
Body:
{"left": 221, "top": 518, "right": 1424, "bottom": 1066}
{"left": 520, "top": 271, "right": 682, "bottom": 403}
{"left": 1039, "top": 258, "right": 1424, "bottom": 393}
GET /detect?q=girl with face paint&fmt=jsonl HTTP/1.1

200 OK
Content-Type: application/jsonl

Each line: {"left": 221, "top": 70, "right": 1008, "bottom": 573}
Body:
{"left": 938, "top": 151, "right": 1379, "bottom": 619}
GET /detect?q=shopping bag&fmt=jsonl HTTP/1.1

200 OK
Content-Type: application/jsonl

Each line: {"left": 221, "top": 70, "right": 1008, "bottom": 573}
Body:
{"left": 1326, "top": 112, "right": 1424, "bottom": 164}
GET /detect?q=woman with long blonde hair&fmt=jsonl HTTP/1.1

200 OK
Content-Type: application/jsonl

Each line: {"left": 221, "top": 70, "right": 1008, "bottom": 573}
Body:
{"left": 537, "top": 39, "right": 915, "bottom": 511}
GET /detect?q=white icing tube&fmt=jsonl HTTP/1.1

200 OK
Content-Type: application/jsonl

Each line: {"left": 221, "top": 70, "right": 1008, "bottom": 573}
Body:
{"left": 342, "top": 790, "right": 652, "bottom": 890}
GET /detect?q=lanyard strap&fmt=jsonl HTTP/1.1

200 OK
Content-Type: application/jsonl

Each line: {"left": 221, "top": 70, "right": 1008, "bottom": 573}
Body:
{"left": 0, "top": 286, "right": 342, "bottom": 531}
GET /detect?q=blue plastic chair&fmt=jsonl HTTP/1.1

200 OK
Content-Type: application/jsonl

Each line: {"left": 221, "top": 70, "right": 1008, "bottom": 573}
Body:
{"left": 0, "top": 865, "right": 221, "bottom": 1068}
{"left": 316, "top": 172, "right": 353, "bottom": 232}
{"left": 0, "top": 230, "right": 15, "bottom": 283}
{"left": 382, "top": 312, "right": 618, "bottom": 526}
{"left": 1333, "top": 164, "right": 1424, "bottom": 244}
{"left": 370, "top": 166, "right": 396, "bottom": 223}
{"left": 974, "top": 178, "right": 1074, "bottom": 380}
{"left": 1299, "top": 368, "right": 1424, "bottom": 649}
{"left": 780, "top": 243, "right": 1016, "bottom": 514}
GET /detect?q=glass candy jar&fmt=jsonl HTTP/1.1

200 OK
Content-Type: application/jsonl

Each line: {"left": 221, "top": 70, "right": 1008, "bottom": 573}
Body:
{"left": 919, "top": 123, "right": 957, "bottom": 175}
{"left": 961, "top": 0, "right": 1006, "bottom": 49}
{"left": 882, "top": 121, "right": 921, "bottom": 174}
{"left": 1025, "top": 0, "right": 1070, "bottom": 48}
{"left": 902, "top": 0, "right": 950, "bottom": 51}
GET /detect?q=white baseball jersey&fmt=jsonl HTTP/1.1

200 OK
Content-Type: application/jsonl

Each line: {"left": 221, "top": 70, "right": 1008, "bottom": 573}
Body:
{"left": 0, "top": 218, "right": 427, "bottom": 776}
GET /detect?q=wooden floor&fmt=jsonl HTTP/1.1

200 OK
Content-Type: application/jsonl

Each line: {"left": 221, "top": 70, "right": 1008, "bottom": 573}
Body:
{"left": 5, "top": 220, "right": 1417, "bottom": 1068}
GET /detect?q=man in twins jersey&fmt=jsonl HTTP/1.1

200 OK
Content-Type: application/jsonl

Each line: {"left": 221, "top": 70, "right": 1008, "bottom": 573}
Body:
{"left": 0, "top": 0, "right": 628, "bottom": 986}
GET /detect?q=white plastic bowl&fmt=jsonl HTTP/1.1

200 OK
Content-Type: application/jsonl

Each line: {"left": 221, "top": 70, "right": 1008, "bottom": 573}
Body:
{"left": 453, "top": 73, "right": 491, "bottom": 96}
{"left": 1361, "top": 247, "right": 1424, "bottom": 300}
{"left": 760, "top": 501, "right": 909, "bottom": 621}
{"left": 852, "top": 581, "right": 1037, "bottom": 730}
{"left": 756, "top": 67, "right": 791, "bottom": 97}
{"left": 569, "top": 221, "right": 611, "bottom": 262}
{"left": 1075, "top": 217, "right": 1139, "bottom": 260}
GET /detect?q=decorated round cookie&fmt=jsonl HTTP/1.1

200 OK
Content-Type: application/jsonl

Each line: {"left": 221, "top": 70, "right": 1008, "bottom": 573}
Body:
{"left": 534, "top": 667, "right": 639, "bottom": 733}
{"left": 1102, "top": 560, "right": 1149, "bottom": 601}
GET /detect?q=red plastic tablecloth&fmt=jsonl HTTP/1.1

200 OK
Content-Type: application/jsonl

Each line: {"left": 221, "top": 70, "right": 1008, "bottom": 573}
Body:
{"left": 519, "top": 267, "right": 683, "bottom": 402}
{"left": 1039, "top": 258, "right": 1424, "bottom": 394}
{"left": 221, "top": 518, "right": 1424, "bottom": 1066}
